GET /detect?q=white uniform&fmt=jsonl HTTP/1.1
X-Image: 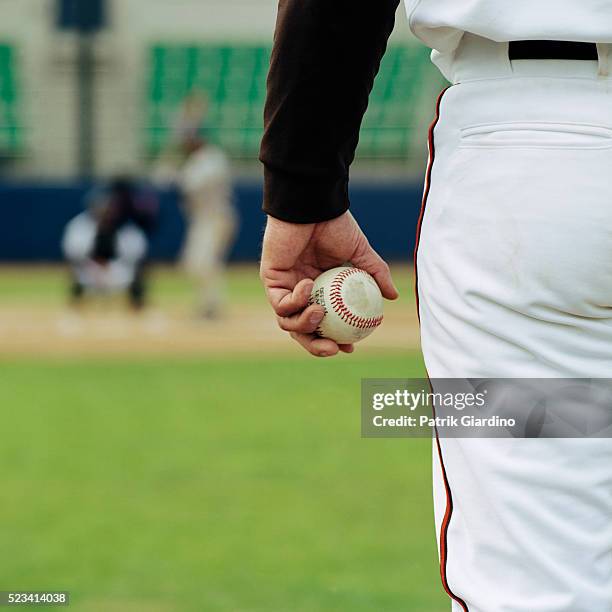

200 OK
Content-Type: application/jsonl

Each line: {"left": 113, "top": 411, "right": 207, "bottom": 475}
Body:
{"left": 406, "top": 0, "right": 612, "bottom": 81}
{"left": 410, "top": 17, "right": 612, "bottom": 612}
{"left": 179, "top": 145, "right": 237, "bottom": 315}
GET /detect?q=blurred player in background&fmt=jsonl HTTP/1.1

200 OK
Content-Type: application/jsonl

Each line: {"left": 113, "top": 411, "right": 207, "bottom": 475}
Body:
{"left": 154, "top": 93, "right": 238, "bottom": 320}
{"left": 62, "top": 176, "right": 158, "bottom": 309}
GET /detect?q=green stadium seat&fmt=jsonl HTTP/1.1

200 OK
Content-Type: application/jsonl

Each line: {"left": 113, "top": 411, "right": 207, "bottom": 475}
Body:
{"left": 0, "top": 44, "right": 22, "bottom": 156}
{"left": 145, "top": 43, "right": 443, "bottom": 160}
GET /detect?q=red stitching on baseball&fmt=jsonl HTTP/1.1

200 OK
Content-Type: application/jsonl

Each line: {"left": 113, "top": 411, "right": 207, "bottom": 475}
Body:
{"left": 328, "top": 268, "right": 383, "bottom": 330}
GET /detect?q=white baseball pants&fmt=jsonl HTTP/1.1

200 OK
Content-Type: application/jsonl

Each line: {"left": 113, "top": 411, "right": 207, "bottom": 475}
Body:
{"left": 182, "top": 206, "right": 237, "bottom": 314}
{"left": 416, "top": 35, "right": 612, "bottom": 611}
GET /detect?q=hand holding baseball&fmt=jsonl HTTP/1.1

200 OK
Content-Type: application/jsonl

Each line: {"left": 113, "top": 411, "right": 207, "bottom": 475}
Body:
{"left": 260, "top": 211, "right": 399, "bottom": 357}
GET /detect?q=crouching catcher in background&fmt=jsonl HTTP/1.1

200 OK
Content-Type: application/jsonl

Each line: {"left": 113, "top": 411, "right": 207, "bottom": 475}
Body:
{"left": 62, "top": 177, "right": 159, "bottom": 309}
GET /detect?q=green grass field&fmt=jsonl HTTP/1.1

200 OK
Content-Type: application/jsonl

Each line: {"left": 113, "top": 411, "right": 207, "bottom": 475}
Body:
{"left": 0, "top": 265, "right": 267, "bottom": 307}
{"left": 0, "top": 267, "right": 447, "bottom": 611}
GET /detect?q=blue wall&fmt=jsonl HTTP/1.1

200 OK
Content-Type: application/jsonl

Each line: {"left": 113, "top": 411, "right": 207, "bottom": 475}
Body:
{"left": 0, "top": 180, "right": 424, "bottom": 262}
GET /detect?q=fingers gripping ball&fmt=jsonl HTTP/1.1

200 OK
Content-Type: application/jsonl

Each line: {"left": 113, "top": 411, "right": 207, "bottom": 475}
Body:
{"left": 309, "top": 266, "right": 384, "bottom": 344}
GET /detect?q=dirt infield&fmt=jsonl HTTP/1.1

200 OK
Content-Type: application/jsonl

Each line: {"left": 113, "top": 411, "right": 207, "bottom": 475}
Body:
{"left": 0, "top": 265, "right": 420, "bottom": 357}
{"left": 0, "top": 301, "right": 420, "bottom": 357}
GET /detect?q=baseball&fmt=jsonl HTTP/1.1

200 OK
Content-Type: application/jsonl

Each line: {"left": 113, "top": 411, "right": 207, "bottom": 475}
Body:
{"left": 309, "top": 266, "right": 384, "bottom": 344}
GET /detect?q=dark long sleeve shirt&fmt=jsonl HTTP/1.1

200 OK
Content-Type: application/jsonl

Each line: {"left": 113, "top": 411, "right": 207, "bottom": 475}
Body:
{"left": 259, "top": 0, "right": 401, "bottom": 223}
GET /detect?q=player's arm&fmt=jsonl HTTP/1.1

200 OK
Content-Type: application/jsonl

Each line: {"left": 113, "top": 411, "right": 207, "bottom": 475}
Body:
{"left": 260, "top": 0, "right": 401, "bottom": 223}
{"left": 260, "top": 0, "right": 400, "bottom": 357}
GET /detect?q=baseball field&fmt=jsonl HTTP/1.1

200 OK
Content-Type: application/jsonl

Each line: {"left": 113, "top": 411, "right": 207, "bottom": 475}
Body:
{"left": 0, "top": 265, "right": 448, "bottom": 611}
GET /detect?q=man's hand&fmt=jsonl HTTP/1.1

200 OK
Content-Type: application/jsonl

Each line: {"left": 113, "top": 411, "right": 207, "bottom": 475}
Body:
{"left": 260, "top": 211, "right": 399, "bottom": 357}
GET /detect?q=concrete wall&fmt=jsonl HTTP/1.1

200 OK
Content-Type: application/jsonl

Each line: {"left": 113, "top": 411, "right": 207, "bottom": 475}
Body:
{"left": 0, "top": 0, "right": 77, "bottom": 177}
{"left": 0, "top": 0, "right": 416, "bottom": 180}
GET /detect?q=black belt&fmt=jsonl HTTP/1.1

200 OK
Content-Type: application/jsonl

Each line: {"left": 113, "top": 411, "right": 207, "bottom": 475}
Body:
{"left": 509, "top": 40, "right": 598, "bottom": 61}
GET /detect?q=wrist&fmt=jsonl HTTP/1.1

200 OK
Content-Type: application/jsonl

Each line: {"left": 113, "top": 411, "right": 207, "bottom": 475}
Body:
{"left": 262, "top": 167, "right": 350, "bottom": 224}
